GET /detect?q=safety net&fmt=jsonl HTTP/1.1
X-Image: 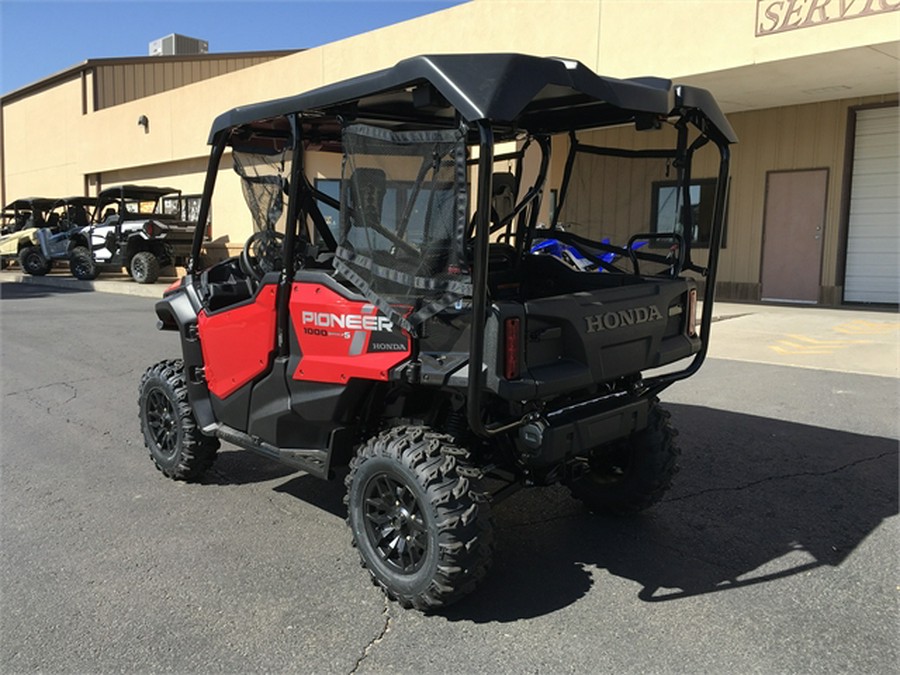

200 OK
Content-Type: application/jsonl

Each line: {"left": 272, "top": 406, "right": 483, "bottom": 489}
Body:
{"left": 334, "top": 124, "right": 470, "bottom": 333}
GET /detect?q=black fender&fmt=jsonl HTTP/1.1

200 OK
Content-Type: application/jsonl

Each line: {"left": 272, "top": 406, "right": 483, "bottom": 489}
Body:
{"left": 66, "top": 235, "right": 90, "bottom": 253}
{"left": 154, "top": 282, "right": 217, "bottom": 431}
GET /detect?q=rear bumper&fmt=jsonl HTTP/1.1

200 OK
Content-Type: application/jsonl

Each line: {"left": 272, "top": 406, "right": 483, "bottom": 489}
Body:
{"left": 156, "top": 231, "right": 195, "bottom": 256}
{"left": 520, "top": 394, "right": 650, "bottom": 468}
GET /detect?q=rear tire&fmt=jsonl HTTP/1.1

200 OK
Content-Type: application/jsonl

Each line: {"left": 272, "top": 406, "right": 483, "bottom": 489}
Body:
{"left": 130, "top": 251, "right": 160, "bottom": 284}
{"left": 345, "top": 425, "right": 493, "bottom": 610}
{"left": 18, "top": 246, "right": 51, "bottom": 276}
{"left": 138, "top": 359, "right": 219, "bottom": 481}
{"left": 69, "top": 246, "right": 99, "bottom": 280}
{"left": 568, "top": 399, "right": 680, "bottom": 515}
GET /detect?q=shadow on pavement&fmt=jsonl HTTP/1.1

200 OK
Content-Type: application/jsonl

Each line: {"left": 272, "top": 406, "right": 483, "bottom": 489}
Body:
{"left": 206, "top": 449, "right": 299, "bottom": 486}
{"left": 0, "top": 281, "right": 92, "bottom": 299}
{"left": 202, "top": 404, "right": 897, "bottom": 623}
{"left": 208, "top": 450, "right": 348, "bottom": 516}
{"left": 441, "top": 404, "right": 898, "bottom": 622}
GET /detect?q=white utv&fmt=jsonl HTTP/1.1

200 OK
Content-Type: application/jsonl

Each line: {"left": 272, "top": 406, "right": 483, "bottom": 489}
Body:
{"left": 70, "top": 185, "right": 198, "bottom": 284}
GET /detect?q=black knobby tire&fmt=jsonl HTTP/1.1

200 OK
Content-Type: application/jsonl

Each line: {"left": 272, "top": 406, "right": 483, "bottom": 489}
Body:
{"left": 138, "top": 359, "right": 219, "bottom": 481}
{"left": 345, "top": 425, "right": 494, "bottom": 610}
{"left": 130, "top": 251, "right": 160, "bottom": 284}
{"left": 18, "top": 246, "right": 51, "bottom": 276}
{"left": 569, "top": 399, "right": 680, "bottom": 515}
{"left": 69, "top": 246, "right": 99, "bottom": 280}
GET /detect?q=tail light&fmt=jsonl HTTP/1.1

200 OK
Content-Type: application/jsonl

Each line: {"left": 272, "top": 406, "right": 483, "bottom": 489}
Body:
{"left": 143, "top": 222, "right": 156, "bottom": 237}
{"left": 687, "top": 288, "right": 698, "bottom": 337}
{"left": 504, "top": 317, "right": 522, "bottom": 380}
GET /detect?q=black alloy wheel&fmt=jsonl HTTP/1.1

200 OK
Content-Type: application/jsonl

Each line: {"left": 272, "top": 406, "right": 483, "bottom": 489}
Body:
{"left": 138, "top": 360, "right": 218, "bottom": 481}
{"left": 18, "top": 246, "right": 51, "bottom": 276}
{"left": 144, "top": 387, "right": 179, "bottom": 462}
{"left": 130, "top": 251, "right": 160, "bottom": 284}
{"left": 362, "top": 472, "right": 429, "bottom": 575}
{"left": 346, "top": 425, "right": 494, "bottom": 610}
{"left": 69, "top": 246, "right": 98, "bottom": 280}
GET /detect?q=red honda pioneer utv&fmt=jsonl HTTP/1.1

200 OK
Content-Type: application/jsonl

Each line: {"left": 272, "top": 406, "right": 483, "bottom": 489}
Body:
{"left": 139, "top": 53, "right": 735, "bottom": 610}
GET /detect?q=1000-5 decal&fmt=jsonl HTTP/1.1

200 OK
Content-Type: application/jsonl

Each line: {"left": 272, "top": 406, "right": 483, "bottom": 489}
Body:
{"left": 290, "top": 283, "right": 411, "bottom": 383}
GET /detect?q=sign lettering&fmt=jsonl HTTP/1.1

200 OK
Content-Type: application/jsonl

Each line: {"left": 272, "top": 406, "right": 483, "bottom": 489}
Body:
{"left": 756, "top": 0, "right": 899, "bottom": 36}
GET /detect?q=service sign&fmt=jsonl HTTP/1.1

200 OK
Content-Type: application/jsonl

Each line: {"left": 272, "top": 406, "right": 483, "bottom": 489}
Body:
{"left": 756, "top": 0, "right": 899, "bottom": 36}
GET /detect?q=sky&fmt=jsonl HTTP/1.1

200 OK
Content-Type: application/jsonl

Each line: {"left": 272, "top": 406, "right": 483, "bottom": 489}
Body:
{"left": 0, "top": 0, "right": 468, "bottom": 95}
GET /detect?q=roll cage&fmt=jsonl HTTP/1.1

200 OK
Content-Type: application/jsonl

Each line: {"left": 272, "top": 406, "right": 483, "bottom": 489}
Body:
{"left": 4, "top": 197, "right": 57, "bottom": 231}
{"left": 190, "top": 53, "right": 735, "bottom": 439}
{"left": 94, "top": 185, "right": 183, "bottom": 224}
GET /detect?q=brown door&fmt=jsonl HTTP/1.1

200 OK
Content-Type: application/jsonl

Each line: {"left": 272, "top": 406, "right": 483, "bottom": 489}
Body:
{"left": 760, "top": 169, "right": 828, "bottom": 303}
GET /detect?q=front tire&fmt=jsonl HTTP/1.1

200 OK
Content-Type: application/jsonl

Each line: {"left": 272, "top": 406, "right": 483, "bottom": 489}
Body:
{"left": 18, "top": 246, "right": 51, "bottom": 276}
{"left": 69, "top": 246, "right": 99, "bottom": 280}
{"left": 138, "top": 359, "right": 219, "bottom": 481}
{"left": 568, "top": 399, "right": 680, "bottom": 515}
{"left": 130, "top": 251, "right": 160, "bottom": 284}
{"left": 345, "top": 426, "right": 493, "bottom": 610}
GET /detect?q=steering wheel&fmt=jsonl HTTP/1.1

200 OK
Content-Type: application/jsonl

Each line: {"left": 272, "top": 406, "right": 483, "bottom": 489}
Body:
{"left": 240, "top": 230, "right": 285, "bottom": 281}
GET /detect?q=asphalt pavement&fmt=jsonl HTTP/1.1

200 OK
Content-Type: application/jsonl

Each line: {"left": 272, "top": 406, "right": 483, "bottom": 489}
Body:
{"left": 0, "top": 273, "right": 897, "bottom": 673}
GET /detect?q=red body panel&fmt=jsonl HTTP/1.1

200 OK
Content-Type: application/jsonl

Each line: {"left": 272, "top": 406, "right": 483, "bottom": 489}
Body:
{"left": 289, "top": 282, "right": 410, "bottom": 384}
{"left": 197, "top": 285, "right": 278, "bottom": 399}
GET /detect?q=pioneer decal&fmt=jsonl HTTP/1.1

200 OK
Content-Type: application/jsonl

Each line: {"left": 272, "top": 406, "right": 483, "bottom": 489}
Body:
{"left": 301, "top": 311, "right": 394, "bottom": 333}
{"left": 584, "top": 305, "right": 664, "bottom": 333}
{"left": 289, "top": 282, "right": 411, "bottom": 383}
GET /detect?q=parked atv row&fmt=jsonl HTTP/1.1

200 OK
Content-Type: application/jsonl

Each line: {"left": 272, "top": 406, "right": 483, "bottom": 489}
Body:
{"left": 0, "top": 185, "right": 199, "bottom": 284}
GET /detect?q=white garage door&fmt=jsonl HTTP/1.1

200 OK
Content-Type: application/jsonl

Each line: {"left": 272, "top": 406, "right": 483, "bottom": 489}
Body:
{"left": 844, "top": 106, "right": 899, "bottom": 304}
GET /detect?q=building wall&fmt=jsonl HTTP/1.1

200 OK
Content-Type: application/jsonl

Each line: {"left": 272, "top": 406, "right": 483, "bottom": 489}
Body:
{"left": 725, "top": 94, "right": 898, "bottom": 302}
{"left": 597, "top": 0, "right": 900, "bottom": 79}
{"left": 92, "top": 54, "right": 289, "bottom": 111}
{"left": 3, "top": 75, "right": 86, "bottom": 198}
{"left": 2, "top": 0, "right": 897, "bottom": 302}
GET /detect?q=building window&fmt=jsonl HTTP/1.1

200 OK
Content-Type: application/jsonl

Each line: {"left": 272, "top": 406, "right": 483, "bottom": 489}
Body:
{"left": 650, "top": 178, "right": 726, "bottom": 248}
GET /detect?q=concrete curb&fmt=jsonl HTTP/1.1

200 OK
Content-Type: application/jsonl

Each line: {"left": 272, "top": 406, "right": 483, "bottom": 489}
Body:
{"left": 0, "top": 270, "right": 172, "bottom": 298}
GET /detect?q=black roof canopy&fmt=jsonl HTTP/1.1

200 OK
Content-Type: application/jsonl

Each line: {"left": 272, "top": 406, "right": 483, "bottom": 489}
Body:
{"left": 209, "top": 53, "right": 737, "bottom": 144}
{"left": 54, "top": 196, "right": 96, "bottom": 207}
{"left": 4, "top": 197, "right": 57, "bottom": 212}
{"left": 97, "top": 185, "right": 180, "bottom": 202}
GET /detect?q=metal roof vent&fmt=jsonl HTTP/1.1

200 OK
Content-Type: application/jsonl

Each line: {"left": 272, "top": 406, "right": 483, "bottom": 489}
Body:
{"left": 149, "top": 34, "right": 209, "bottom": 57}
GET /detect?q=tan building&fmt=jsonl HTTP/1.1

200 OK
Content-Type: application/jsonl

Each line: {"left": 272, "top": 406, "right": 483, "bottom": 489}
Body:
{"left": 2, "top": 0, "right": 898, "bottom": 305}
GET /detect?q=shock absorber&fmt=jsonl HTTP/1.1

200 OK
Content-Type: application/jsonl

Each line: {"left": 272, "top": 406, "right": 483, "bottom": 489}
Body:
{"left": 445, "top": 407, "right": 468, "bottom": 443}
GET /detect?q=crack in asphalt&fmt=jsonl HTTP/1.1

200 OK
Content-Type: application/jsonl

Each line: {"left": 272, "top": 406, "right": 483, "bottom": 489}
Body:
{"left": 4, "top": 370, "right": 142, "bottom": 439}
{"left": 501, "top": 450, "right": 895, "bottom": 531}
{"left": 4, "top": 368, "right": 137, "bottom": 399}
{"left": 662, "top": 449, "right": 896, "bottom": 503}
{"left": 349, "top": 596, "right": 391, "bottom": 674}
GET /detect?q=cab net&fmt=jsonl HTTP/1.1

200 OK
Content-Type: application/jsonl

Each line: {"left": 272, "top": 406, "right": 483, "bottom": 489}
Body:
{"left": 334, "top": 124, "right": 470, "bottom": 333}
